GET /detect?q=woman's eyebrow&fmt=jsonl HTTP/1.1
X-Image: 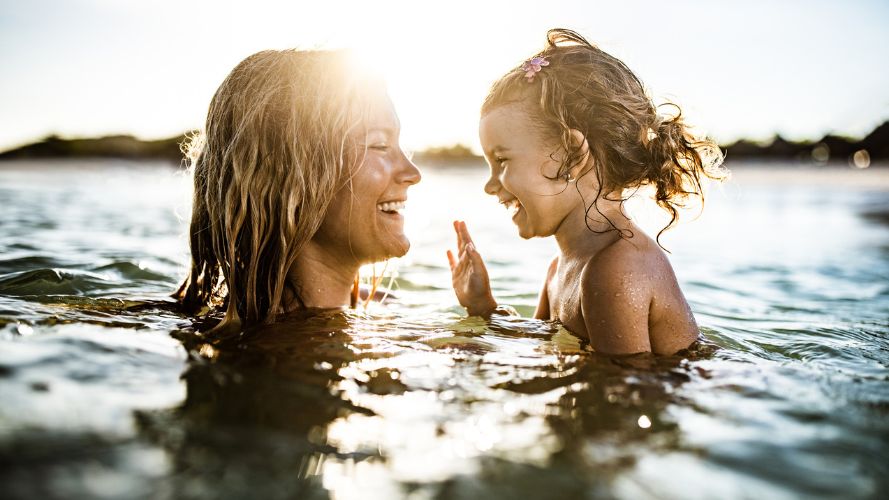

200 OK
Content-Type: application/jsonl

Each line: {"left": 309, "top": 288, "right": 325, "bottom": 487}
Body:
{"left": 367, "top": 126, "right": 398, "bottom": 137}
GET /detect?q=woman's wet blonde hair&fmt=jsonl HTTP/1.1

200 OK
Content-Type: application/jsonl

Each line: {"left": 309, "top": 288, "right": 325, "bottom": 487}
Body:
{"left": 483, "top": 28, "right": 726, "bottom": 247}
{"left": 175, "top": 49, "right": 383, "bottom": 331}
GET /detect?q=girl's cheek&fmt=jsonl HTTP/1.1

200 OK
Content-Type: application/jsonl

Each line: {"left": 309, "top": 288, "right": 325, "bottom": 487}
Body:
{"left": 503, "top": 171, "right": 531, "bottom": 195}
{"left": 500, "top": 169, "right": 518, "bottom": 189}
{"left": 500, "top": 176, "right": 516, "bottom": 195}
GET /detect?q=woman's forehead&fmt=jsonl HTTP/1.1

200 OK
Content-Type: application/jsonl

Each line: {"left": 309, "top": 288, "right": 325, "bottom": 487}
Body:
{"left": 362, "top": 97, "right": 400, "bottom": 134}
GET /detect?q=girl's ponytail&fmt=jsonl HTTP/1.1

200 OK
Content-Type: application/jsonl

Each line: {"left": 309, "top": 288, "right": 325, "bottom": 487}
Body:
{"left": 644, "top": 107, "right": 725, "bottom": 246}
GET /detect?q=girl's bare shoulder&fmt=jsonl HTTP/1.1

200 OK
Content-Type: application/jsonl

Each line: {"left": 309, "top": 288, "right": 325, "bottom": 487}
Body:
{"left": 582, "top": 232, "right": 669, "bottom": 285}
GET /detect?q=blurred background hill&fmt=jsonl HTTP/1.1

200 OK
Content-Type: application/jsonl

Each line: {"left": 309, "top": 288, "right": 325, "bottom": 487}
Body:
{"left": 2, "top": 122, "right": 886, "bottom": 168}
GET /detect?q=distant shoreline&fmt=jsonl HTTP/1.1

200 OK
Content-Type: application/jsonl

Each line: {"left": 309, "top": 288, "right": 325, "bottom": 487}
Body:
{"left": 1, "top": 121, "right": 887, "bottom": 166}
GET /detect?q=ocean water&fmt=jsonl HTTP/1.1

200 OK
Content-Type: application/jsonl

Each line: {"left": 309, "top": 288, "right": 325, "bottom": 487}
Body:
{"left": 0, "top": 159, "right": 887, "bottom": 499}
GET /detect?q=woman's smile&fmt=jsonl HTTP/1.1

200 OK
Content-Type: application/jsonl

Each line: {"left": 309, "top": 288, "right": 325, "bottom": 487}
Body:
{"left": 313, "top": 96, "right": 421, "bottom": 264}
{"left": 377, "top": 199, "right": 406, "bottom": 222}
{"left": 377, "top": 200, "right": 405, "bottom": 214}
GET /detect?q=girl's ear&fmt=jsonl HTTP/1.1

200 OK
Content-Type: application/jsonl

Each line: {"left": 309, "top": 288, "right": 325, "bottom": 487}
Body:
{"left": 568, "top": 129, "right": 593, "bottom": 179}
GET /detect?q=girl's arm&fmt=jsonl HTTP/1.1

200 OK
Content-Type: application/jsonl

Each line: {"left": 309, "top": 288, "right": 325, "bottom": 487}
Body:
{"left": 579, "top": 253, "right": 652, "bottom": 354}
{"left": 533, "top": 257, "right": 558, "bottom": 320}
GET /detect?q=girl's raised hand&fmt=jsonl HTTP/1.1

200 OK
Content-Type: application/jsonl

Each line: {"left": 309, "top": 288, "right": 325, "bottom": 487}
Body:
{"left": 446, "top": 220, "right": 497, "bottom": 317}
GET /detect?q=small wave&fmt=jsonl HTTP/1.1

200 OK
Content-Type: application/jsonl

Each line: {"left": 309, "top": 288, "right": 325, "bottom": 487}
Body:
{"left": 0, "top": 268, "right": 112, "bottom": 297}
{"left": 0, "top": 255, "right": 67, "bottom": 275}
{"left": 0, "top": 261, "right": 177, "bottom": 298}
{"left": 91, "top": 261, "right": 174, "bottom": 283}
{"left": 861, "top": 207, "right": 889, "bottom": 226}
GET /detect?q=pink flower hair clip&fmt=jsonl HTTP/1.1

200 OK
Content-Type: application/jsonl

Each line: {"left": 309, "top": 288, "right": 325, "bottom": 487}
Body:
{"left": 521, "top": 56, "right": 549, "bottom": 82}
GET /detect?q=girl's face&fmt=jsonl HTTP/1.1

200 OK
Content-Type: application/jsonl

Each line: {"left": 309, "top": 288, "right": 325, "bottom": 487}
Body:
{"left": 479, "top": 104, "right": 578, "bottom": 239}
{"left": 314, "top": 97, "right": 421, "bottom": 264}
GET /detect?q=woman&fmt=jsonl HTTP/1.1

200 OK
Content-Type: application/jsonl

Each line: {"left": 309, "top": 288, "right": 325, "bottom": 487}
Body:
{"left": 175, "top": 49, "right": 421, "bottom": 333}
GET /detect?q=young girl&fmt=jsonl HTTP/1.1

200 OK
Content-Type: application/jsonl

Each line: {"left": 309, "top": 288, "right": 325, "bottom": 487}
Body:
{"left": 447, "top": 29, "right": 724, "bottom": 355}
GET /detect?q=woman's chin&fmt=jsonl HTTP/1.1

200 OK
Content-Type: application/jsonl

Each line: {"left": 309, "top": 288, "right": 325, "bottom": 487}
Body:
{"left": 364, "top": 236, "right": 410, "bottom": 262}
{"left": 388, "top": 236, "right": 411, "bottom": 258}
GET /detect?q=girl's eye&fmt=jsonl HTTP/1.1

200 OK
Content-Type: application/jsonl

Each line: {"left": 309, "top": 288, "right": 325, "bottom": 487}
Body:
{"left": 370, "top": 144, "right": 389, "bottom": 152}
{"left": 496, "top": 157, "right": 508, "bottom": 167}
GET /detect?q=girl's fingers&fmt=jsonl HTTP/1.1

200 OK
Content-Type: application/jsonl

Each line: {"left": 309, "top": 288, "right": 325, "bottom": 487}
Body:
{"left": 459, "top": 221, "right": 474, "bottom": 246}
{"left": 467, "top": 243, "right": 486, "bottom": 271}
{"left": 446, "top": 249, "right": 457, "bottom": 271}
{"left": 453, "top": 220, "right": 464, "bottom": 250}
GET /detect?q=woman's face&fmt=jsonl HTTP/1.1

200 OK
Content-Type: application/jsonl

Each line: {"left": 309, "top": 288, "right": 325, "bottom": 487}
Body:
{"left": 314, "top": 97, "right": 421, "bottom": 265}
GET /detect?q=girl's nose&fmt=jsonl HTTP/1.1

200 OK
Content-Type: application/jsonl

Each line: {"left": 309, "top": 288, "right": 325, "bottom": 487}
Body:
{"left": 484, "top": 173, "right": 500, "bottom": 195}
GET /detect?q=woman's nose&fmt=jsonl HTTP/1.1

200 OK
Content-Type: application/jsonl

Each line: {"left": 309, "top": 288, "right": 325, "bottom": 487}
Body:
{"left": 396, "top": 151, "right": 422, "bottom": 185}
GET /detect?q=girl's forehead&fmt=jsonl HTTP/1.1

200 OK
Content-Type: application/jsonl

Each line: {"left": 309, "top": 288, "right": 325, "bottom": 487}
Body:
{"left": 480, "top": 104, "right": 535, "bottom": 141}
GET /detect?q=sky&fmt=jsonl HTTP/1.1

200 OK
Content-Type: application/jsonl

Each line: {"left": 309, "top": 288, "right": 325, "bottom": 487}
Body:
{"left": 1, "top": 0, "right": 887, "bottom": 152}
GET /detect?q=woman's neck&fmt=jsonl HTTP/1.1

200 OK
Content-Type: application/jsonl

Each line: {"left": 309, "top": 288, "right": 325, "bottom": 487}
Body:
{"left": 284, "top": 241, "right": 360, "bottom": 311}
{"left": 553, "top": 199, "right": 631, "bottom": 260}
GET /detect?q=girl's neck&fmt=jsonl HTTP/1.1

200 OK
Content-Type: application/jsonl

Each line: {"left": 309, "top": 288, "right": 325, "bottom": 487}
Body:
{"left": 553, "top": 199, "right": 632, "bottom": 260}
{"left": 284, "top": 241, "right": 360, "bottom": 311}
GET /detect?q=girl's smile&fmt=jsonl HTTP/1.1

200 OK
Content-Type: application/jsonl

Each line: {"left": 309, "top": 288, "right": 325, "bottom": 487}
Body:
{"left": 479, "top": 104, "right": 576, "bottom": 239}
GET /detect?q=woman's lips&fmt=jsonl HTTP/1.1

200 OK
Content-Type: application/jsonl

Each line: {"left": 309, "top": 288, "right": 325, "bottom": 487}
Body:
{"left": 377, "top": 200, "right": 405, "bottom": 213}
{"left": 377, "top": 201, "right": 405, "bottom": 223}
{"left": 380, "top": 211, "right": 404, "bottom": 221}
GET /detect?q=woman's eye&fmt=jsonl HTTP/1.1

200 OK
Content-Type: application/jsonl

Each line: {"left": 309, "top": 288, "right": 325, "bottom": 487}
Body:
{"left": 370, "top": 144, "right": 390, "bottom": 152}
{"left": 496, "top": 157, "right": 508, "bottom": 167}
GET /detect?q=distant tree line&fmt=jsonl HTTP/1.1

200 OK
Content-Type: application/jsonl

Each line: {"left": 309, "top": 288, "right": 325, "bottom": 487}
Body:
{"left": 0, "top": 134, "right": 186, "bottom": 163}
{"left": 722, "top": 122, "right": 888, "bottom": 164}
{"left": 2, "top": 121, "right": 887, "bottom": 166}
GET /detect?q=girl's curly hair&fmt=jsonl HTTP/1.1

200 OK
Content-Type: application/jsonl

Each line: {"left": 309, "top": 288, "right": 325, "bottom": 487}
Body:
{"left": 483, "top": 28, "right": 726, "bottom": 247}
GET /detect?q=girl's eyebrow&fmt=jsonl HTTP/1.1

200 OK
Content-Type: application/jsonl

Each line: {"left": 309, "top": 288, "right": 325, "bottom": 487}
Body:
{"left": 487, "top": 146, "right": 510, "bottom": 156}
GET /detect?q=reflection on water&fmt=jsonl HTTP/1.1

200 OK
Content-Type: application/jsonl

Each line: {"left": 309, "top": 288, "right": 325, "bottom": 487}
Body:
{"left": 0, "top": 160, "right": 887, "bottom": 499}
{"left": 139, "top": 311, "right": 708, "bottom": 499}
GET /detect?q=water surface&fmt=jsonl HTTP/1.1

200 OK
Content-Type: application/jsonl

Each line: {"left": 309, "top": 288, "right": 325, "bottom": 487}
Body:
{"left": 1, "top": 160, "right": 887, "bottom": 499}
